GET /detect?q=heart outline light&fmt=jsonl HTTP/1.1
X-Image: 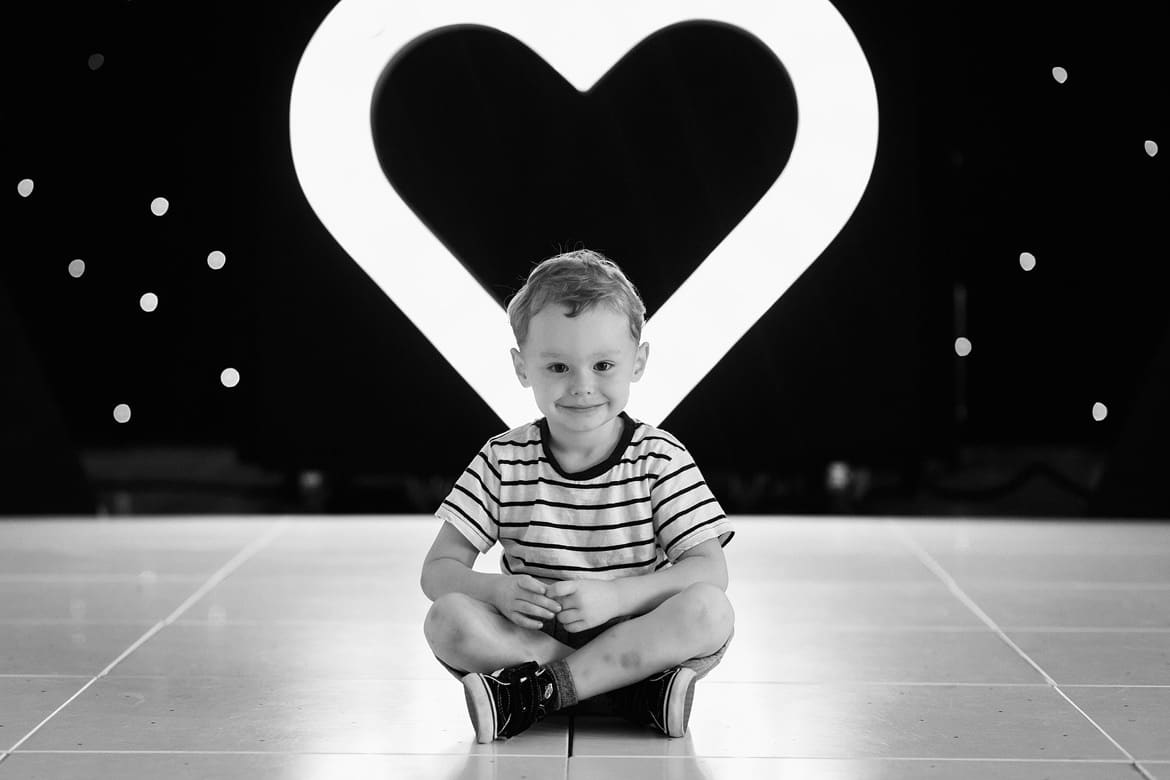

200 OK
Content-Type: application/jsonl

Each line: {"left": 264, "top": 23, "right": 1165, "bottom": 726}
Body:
{"left": 290, "top": 0, "right": 878, "bottom": 427}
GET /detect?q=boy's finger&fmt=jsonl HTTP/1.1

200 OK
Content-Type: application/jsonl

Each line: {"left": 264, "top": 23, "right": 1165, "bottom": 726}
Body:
{"left": 518, "top": 576, "right": 547, "bottom": 595}
{"left": 514, "top": 612, "right": 542, "bottom": 630}
{"left": 548, "top": 581, "right": 576, "bottom": 599}
{"left": 525, "top": 594, "right": 561, "bottom": 612}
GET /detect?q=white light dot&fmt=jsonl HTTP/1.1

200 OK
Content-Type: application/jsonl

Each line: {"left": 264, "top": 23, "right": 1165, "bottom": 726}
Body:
{"left": 17, "top": 178, "right": 35, "bottom": 197}
{"left": 88, "top": 53, "right": 105, "bottom": 71}
{"left": 1145, "top": 140, "right": 1159, "bottom": 157}
{"left": 1052, "top": 66, "right": 1068, "bottom": 84}
{"left": 955, "top": 337, "right": 973, "bottom": 357}
{"left": 207, "top": 250, "right": 227, "bottom": 270}
{"left": 113, "top": 404, "right": 132, "bottom": 424}
{"left": 150, "top": 197, "right": 169, "bottom": 216}
{"left": 220, "top": 367, "right": 240, "bottom": 388}
{"left": 1092, "top": 402, "right": 1108, "bottom": 422}
{"left": 68, "top": 259, "right": 86, "bottom": 278}
{"left": 1019, "top": 251, "right": 1037, "bottom": 271}
{"left": 140, "top": 292, "right": 159, "bottom": 312}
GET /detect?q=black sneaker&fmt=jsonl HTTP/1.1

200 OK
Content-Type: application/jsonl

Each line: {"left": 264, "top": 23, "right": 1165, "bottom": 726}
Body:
{"left": 461, "top": 661, "right": 556, "bottom": 743}
{"left": 608, "top": 665, "right": 698, "bottom": 738}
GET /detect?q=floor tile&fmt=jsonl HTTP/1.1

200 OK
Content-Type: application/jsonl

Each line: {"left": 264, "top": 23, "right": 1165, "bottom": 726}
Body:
{"left": 1064, "top": 686, "right": 1170, "bottom": 760}
{"left": 0, "top": 753, "right": 567, "bottom": 780}
{"left": 0, "top": 581, "right": 197, "bottom": 622}
{"left": 962, "top": 584, "right": 1170, "bottom": 629}
{"left": 115, "top": 621, "right": 449, "bottom": 680}
{"left": 927, "top": 552, "right": 1170, "bottom": 585}
{"left": 0, "top": 548, "right": 234, "bottom": 578}
{"left": 1008, "top": 631, "right": 1170, "bottom": 685}
{"left": 729, "top": 582, "right": 982, "bottom": 628}
{"left": 571, "top": 683, "right": 1126, "bottom": 759}
{"left": 900, "top": 520, "right": 1170, "bottom": 555}
{"left": 0, "top": 678, "right": 89, "bottom": 749}
{"left": 567, "top": 756, "right": 1142, "bottom": 780}
{"left": 711, "top": 626, "right": 1044, "bottom": 684}
{"left": 0, "top": 624, "right": 149, "bottom": 676}
{"left": 730, "top": 552, "right": 935, "bottom": 583}
{"left": 1147, "top": 762, "right": 1170, "bottom": 780}
{"left": 728, "top": 518, "right": 905, "bottom": 552}
{"left": 21, "top": 676, "right": 568, "bottom": 755}
{"left": 189, "top": 575, "right": 432, "bottom": 625}
{"left": 237, "top": 517, "right": 433, "bottom": 578}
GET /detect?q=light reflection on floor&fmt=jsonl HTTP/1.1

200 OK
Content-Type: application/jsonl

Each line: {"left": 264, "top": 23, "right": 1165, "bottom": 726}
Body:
{"left": 0, "top": 516, "right": 1166, "bottom": 779}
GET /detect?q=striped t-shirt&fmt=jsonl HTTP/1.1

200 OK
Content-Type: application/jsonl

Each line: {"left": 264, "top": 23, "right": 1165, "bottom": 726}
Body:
{"left": 435, "top": 411, "right": 734, "bottom": 581}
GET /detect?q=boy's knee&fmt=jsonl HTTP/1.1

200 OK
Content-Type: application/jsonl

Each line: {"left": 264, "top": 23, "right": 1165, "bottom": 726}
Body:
{"left": 424, "top": 593, "right": 476, "bottom": 650}
{"left": 680, "top": 582, "right": 734, "bottom": 650}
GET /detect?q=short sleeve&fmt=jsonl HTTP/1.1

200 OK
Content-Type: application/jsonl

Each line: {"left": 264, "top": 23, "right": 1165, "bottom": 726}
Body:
{"left": 434, "top": 444, "right": 501, "bottom": 554}
{"left": 651, "top": 445, "right": 734, "bottom": 562}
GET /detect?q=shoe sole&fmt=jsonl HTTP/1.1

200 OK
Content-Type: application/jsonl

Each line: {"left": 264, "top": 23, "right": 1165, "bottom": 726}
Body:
{"left": 461, "top": 673, "right": 496, "bottom": 744}
{"left": 663, "top": 666, "right": 698, "bottom": 738}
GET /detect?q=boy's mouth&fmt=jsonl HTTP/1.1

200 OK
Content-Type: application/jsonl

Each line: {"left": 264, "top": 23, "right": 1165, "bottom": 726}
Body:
{"left": 559, "top": 403, "right": 604, "bottom": 413}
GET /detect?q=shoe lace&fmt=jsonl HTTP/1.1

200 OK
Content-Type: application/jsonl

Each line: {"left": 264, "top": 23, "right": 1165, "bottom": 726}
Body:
{"left": 502, "top": 662, "right": 547, "bottom": 729}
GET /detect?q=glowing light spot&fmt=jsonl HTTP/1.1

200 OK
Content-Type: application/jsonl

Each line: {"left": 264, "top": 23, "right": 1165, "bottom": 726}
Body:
{"left": 220, "top": 367, "right": 240, "bottom": 388}
{"left": 1019, "top": 252, "right": 1037, "bottom": 271}
{"left": 150, "top": 197, "right": 169, "bottom": 216}
{"left": 207, "top": 250, "right": 227, "bottom": 270}
{"left": 88, "top": 53, "right": 105, "bottom": 71}
{"left": 113, "top": 404, "right": 132, "bottom": 423}
{"left": 1145, "top": 140, "right": 1159, "bottom": 157}
{"left": 140, "top": 292, "right": 159, "bottom": 312}
{"left": 1092, "top": 402, "right": 1108, "bottom": 422}
{"left": 68, "top": 259, "right": 86, "bottom": 278}
{"left": 955, "top": 337, "right": 972, "bottom": 357}
{"left": 17, "top": 178, "right": 34, "bottom": 198}
{"left": 1052, "top": 66, "right": 1068, "bottom": 84}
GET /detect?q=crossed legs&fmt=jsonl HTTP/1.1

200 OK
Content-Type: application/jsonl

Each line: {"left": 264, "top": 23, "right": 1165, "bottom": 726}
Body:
{"left": 424, "top": 582, "right": 734, "bottom": 701}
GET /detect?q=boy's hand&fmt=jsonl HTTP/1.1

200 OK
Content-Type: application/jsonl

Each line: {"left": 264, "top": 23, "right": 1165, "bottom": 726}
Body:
{"left": 490, "top": 574, "right": 562, "bottom": 630}
{"left": 547, "top": 580, "right": 624, "bottom": 632}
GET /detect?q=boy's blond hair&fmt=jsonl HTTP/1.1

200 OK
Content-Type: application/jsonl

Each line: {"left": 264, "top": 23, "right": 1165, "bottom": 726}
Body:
{"left": 507, "top": 249, "right": 646, "bottom": 347}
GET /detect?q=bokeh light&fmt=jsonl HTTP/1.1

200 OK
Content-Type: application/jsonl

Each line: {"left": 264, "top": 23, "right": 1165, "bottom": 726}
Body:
{"left": 1051, "top": 66, "right": 1068, "bottom": 84}
{"left": 68, "top": 259, "right": 86, "bottom": 279}
{"left": 88, "top": 53, "right": 105, "bottom": 71}
{"left": 1092, "top": 402, "right": 1108, "bottom": 422}
{"left": 140, "top": 292, "right": 159, "bottom": 313}
{"left": 955, "top": 337, "right": 972, "bottom": 357}
{"left": 113, "top": 404, "right": 132, "bottom": 424}
{"left": 17, "top": 179, "right": 34, "bottom": 198}
{"left": 207, "top": 250, "right": 227, "bottom": 270}
{"left": 150, "top": 197, "right": 170, "bottom": 216}
{"left": 1019, "top": 252, "right": 1037, "bottom": 271}
{"left": 1146, "top": 140, "right": 1159, "bottom": 157}
{"left": 220, "top": 367, "right": 241, "bottom": 388}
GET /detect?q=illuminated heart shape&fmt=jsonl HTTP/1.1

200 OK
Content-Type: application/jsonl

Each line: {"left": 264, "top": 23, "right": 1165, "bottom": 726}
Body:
{"left": 290, "top": 0, "right": 878, "bottom": 427}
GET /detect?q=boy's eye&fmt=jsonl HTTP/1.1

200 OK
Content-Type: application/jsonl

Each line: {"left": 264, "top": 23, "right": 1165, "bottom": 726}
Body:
{"left": 595, "top": 361, "right": 615, "bottom": 371}
{"left": 548, "top": 363, "right": 568, "bottom": 373}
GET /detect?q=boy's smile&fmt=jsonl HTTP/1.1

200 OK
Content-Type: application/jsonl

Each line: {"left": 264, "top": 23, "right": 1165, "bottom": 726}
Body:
{"left": 511, "top": 304, "right": 649, "bottom": 460}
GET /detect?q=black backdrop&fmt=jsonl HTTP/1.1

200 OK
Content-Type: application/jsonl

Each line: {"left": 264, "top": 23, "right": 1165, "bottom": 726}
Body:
{"left": 5, "top": 0, "right": 1166, "bottom": 514}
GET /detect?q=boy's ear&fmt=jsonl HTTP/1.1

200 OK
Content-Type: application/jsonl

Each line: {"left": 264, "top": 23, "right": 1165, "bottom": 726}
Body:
{"left": 510, "top": 347, "right": 532, "bottom": 388}
{"left": 631, "top": 341, "right": 650, "bottom": 382}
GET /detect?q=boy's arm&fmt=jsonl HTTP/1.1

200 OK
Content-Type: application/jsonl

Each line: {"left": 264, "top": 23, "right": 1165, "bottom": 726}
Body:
{"left": 615, "top": 538, "right": 728, "bottom": 617}
{"left": 419, "top": 522, "right": 500, "bottom": 604}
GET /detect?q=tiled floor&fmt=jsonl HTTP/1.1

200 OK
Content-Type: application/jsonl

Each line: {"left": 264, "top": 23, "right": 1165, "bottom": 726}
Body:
{"left": 0, "top": 516, "right": 1166, "bottom": 779}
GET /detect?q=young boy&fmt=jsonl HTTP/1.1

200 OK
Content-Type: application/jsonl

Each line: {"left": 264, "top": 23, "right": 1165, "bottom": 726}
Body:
{"left": 420, "top": 249, "right": 735, "bottom": 743}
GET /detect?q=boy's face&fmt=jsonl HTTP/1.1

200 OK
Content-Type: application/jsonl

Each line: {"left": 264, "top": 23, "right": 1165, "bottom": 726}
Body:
{"left": 511, "top": 303, "right": 649, "bottom": 444}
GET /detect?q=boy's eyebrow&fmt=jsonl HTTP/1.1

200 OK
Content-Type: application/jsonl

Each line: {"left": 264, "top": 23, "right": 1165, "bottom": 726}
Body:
{"left": 539, "top": 350, "right": 620, "bottom": 358}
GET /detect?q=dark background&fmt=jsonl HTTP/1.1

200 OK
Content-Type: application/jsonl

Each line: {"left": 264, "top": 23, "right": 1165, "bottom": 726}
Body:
{"left": 4, "top": 0, "right": 1167, "bottom": 518}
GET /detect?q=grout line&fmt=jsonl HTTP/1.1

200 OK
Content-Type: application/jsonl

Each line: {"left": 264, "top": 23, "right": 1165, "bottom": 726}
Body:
{"left": 0, "top": 520, "right": 291, "bottom": 765}
{"left": 0, "top": 750, "right": 1155, "bottom": 762}
{"left": 888, "top": 521, "right": 1157, "bottom": 780}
